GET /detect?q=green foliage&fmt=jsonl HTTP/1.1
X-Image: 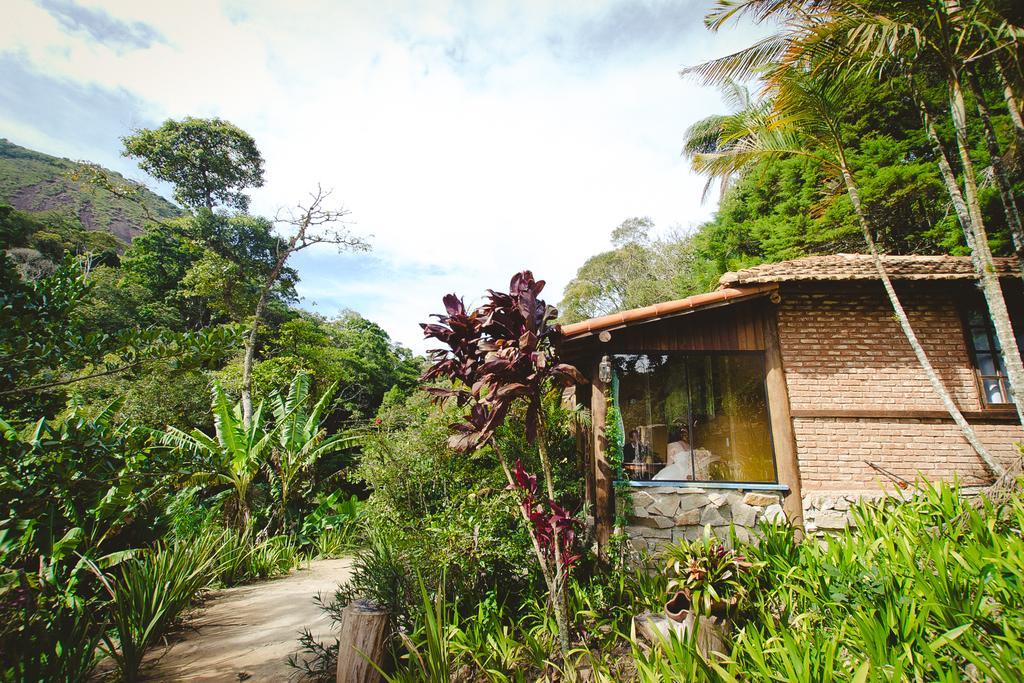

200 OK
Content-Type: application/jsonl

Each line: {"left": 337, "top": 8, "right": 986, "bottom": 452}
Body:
{"left": 558, "top": 218, "right": 695, "bottom": 324}
{"left": 301, "top": 491, "right": 363, "bottom": 557}
{"left": 361, "top": 480, "right": 1024, "bottom": 682}
{"left": 0, "top": 402, "right": 168, "bottom": 681}
{"left": 91, "top": 532, "right": 222, "bottom": 682}
{"left": 561, "top": 69, "right": 1020, "bottom": 322}
{"left": 161, "top": 384, "right": 278, "bottom": 529}
{"left": 661, "top": 530, "right": 757, "bottom": 617}
{"left": 269, "top": 374, "right": 356, "bottom": 532}
{"left": 122, "top": 117, "right": 265, "bottom": 211}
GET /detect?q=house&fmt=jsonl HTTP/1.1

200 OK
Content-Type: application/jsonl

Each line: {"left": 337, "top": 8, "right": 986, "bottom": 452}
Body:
{"left": 558, "top": 254, "right": 1024, "bottom": 553}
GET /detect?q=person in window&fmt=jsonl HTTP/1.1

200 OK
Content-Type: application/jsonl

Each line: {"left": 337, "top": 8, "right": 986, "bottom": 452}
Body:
{"left": 623, "top": 430, "right": 641, "bottom": 464}
{"left": 654, "top": 425, "right": 695, "bottom": 481}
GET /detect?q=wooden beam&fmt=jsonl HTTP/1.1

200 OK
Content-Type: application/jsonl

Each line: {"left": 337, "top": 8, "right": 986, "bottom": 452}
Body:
{"left": 762, "top": 309, "right": 805, "bottom": 535}
{"left": 591, "top": 358, "right": 613, "bottom": 561}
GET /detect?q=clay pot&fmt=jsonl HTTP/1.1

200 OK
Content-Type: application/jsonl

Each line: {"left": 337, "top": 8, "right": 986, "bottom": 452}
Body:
{"left": 665, "top": 591, "right": 739, "bottom": 622}
{"left": 665, "top": 590, "right": 691, "bottom": 622}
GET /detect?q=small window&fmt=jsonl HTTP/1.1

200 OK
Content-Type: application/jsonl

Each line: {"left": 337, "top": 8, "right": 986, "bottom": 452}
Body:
{"left": 611, "top": 353, "right": 777, "bottom": 485}
{"left": 965, "top": 308, "right": 1013, "bottom": 405}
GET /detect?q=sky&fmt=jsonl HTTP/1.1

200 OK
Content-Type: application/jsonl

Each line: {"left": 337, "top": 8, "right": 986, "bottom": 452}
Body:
{"left": 1, "top": 0, "right": 766, "bottom": 353}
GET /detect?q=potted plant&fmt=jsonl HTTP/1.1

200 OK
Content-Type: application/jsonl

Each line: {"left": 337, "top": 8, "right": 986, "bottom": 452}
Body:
{"left": 659, "top": 529, "right": 757, "bottom": 655}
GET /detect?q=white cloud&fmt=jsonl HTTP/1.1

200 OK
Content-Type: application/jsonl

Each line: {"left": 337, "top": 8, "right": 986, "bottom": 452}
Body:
{"left": 2, "top": 0, "right": 769, "bottom": 351}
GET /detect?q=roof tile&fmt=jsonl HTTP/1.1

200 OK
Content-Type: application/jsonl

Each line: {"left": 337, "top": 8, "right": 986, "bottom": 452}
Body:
{"left": 718, "top": 253, "right": 1018, "bottom": 287}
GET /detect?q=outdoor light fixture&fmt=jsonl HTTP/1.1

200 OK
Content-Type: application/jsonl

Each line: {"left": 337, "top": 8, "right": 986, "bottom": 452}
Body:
{"left": 599, "top": 355, "right": 613, "bottom": 384}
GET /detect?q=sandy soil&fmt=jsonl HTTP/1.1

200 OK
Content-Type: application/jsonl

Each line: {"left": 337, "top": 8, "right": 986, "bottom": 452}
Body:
{"left": 141, "top": 558, "right": 352, "bottom": 682}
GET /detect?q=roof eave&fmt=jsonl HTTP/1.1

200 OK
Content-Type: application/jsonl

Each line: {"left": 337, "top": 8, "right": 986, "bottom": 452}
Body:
{"left": 559, "top": 283, "right": 778, "bottom": 342}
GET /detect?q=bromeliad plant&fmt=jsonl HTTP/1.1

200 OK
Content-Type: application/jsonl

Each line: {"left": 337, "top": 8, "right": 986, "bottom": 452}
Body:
{"left": 420, "top": 271, "right": 585, "bottom": 656}
{"left": 662, "top": 530, "right": 756, "bottom": 619}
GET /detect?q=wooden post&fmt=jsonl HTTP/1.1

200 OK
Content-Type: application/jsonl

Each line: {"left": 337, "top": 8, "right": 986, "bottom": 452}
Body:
{"left": 336, "top": 600, "right": 389, "bottom": 683}
{"left": 762, "top": 307, "right": 805, "bottom": 535}
{"left": 591, "top": 357, "right": 613, "bottom": 561}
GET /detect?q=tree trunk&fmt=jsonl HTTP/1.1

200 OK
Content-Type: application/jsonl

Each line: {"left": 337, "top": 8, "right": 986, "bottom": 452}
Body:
{"left": 948, "top": 73, "right": 1024, "bottom": 429}
{"left": 837, "top": 152, "right": 1004, "bottom": 478}
{"left": 493, "top": 442, "right": 568, "bottom": 656}
{"left": 240, "top": 247, "right": 292, "bottom": 428}
{"left": 966, "top": 69, "right": 1024, "bottom": 282}
{"left": 995, "top": 58, "right": 1024, "bottom": 150}
{"left": 240, "top": 289, "right": 269, "bottom": 430}
{"left": 533, "top": 412, "right": 572, "bottom": 658}
{"left": 910, "top": 77, "right": 977, "bottom": 254}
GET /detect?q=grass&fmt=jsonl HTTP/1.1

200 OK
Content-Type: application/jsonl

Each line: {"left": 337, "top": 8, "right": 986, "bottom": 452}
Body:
{"left": 369, "top": 479, "right": 1024, "bottom": 682}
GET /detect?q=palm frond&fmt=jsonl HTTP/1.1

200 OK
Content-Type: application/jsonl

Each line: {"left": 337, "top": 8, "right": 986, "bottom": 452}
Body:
{"left": 681, "top": 34, "right": 790, "bottom": 87}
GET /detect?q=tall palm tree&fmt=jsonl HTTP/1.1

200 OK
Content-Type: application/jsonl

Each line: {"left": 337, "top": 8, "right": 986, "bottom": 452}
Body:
{"left": 686, "top": 0, "right": 1021, "bottom": 472}
{"left": 682, "top": 65, "right": 1004, "bottom": 476}
{"left": 268, "top": 373, "right": 355, "bottom": 531}
{"left": 798, "top": 0, "right": 1024, "bottom": 427}
{"left": 162, "top": 385, "right": 277, "bottom": 529}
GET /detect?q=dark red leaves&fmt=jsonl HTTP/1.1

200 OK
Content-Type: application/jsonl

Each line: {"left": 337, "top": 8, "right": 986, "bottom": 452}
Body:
{"left": 507, "top": 460, "right": 581, "bottom": 576}
{"left": 420, "top": 270, "right": 586, "bottom": 451}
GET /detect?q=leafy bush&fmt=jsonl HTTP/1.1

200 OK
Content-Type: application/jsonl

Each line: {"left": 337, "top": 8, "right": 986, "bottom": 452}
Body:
{"left": 330, "top": 480, "right": 1024, "bottom": 682}
{"left": 91, "top": 533, "right": 222, "bottom": 682}
{"left": 337, "top": 389, "right": 537, "bottom": 630}
{"left": 301, "top": 490, "right": 363, "bottom": 557}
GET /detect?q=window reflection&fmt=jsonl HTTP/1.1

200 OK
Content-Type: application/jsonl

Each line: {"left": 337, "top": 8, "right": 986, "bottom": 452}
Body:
{"left": 612, "top": 353, "right": 776, "bottom": 484}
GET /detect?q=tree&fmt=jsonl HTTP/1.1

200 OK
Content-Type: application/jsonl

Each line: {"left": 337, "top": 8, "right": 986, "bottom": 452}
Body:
{"left": 682, "top": 59, "right": 1005, "bottom": 476}
{"left": 559, "top": 219, "right": 695, "bottom": 323}
{"left": 421, "top": 272, "right": 585, "bottom": 656}
{"left": 122, "top": 117, "right": 265, "bottom": 212}
{"left": 268, "top": 373, "right": 354, "bottom": 531}
{"left": 161, "top": 385, "right": 276, "bottom": 529}
{"left": 239, "top": 187, "right": 369, "bottom": 428}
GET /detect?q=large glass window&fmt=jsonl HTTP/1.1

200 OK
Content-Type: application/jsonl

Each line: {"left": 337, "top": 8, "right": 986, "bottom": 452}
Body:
{"left": 612, "top": 353, "right": 776, "bottom": 484}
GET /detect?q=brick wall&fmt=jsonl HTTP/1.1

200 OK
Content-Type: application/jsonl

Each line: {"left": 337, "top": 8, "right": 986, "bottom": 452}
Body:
{"left": 777, "top": 283, "right": 1023, "bottom": 491}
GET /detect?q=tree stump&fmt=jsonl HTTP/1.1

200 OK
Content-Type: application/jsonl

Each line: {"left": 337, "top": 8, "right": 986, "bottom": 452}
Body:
{"left": 336, "top": 600, "right": 389, "bottom": 683}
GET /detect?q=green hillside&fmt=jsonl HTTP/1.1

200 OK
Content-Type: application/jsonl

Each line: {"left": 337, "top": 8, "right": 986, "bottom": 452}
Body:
{"left": 0, "top": 138, "right": 180, "bottom": 243}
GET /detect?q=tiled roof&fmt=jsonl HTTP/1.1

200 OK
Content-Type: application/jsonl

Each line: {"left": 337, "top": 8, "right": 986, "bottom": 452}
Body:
{"left": 559, "top": 254, "right": 1020, "bottom": 341}
{"left": 718, "top": 253, "right": 1019, "bottom": 287}
{"left": 559, "top": 284, "right": 777, "bottom": 339}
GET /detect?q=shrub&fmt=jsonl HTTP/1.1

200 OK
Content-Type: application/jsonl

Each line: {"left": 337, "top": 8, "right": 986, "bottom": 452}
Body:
{"left": 91, "top": 533, "right": 221, "bottom": 682}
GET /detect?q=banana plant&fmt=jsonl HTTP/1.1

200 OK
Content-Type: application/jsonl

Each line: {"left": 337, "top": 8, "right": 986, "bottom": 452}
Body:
{"left": 268, "top": 373, "right": 357, "bottom": 532}
{"left": 161, "top": 384, "right": 277, "bottom": 530}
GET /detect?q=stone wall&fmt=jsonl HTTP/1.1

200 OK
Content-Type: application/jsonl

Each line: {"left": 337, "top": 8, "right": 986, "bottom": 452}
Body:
{"left": 625, "top": 487, "right": 784, "bottom": 552}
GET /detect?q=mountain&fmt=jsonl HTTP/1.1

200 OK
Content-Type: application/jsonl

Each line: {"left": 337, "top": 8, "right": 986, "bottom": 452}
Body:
{"left": 0, "top": 138, "right": 180, "bottom": 243}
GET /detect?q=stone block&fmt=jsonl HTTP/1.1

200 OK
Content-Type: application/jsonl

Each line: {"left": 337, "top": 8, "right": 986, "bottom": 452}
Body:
{"left": 833, "top": 497, "right": 851, "bottom": 511}
{"left": 701, "top": 505, "right": 729, "bottom": 526}
{"left": 632, "top": 515, "right": 674, "bottom": 529}
{"left": 743, "top": 492, "right": 779, "bottom": 507}
{"left": 762, "top": 504, "right": 786, "bottom": 523}
{"left": 633, "top": 491, "right": 657, "bottom": 508}
{"left": 708, "top": 493, "right": 728, "bottom": 507}
{"left": 731, "top": 502, "right": 758, "bottom": 528}
{"left": 674, "top": 508, "right": 702, "bottom": 526}
{"left": 626, "top": 525, "right": 672, "bottom": 539}
{"left": 815, "top": 511, "right": 849, "bottom": 530}
{"left": 675, "top": 526, "right": 704, "bottom": 542}
{"left": 651, "top": 495, "right": 681, "bottom": 518}
{"left": 631, "top": 505, "right": 650, "bottom": 518}
{"left": 677, "top": 493, "right": 710, "bottom": 512}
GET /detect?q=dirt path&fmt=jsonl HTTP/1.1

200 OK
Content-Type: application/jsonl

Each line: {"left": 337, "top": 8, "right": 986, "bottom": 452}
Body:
{"left": 142, "top": 558, "right": 352, "bottom": 682}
